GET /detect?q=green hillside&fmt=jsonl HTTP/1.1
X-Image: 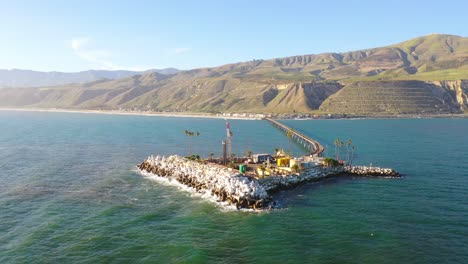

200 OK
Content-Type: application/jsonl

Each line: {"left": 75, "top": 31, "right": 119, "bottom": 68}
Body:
{"left": 0, "top": 34, "right": 467, "bottom": 114}
{"left": 319, "top": 80, "right": 465, "bottom": 114}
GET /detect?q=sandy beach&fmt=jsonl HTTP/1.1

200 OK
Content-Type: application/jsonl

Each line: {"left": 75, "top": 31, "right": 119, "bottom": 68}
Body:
{"left": 1, "top": 107, "right": 467, "bottom": 120}
{"left": 0, "top": 107, "right": 262, "bottom": 120}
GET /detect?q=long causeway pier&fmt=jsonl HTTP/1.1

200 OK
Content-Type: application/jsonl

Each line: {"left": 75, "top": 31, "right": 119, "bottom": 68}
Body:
{"left": 264, "top": 118, "right": 324, "bottom": 156}
{"left": 137, "top": 118, "right": 400, "bottom": 210}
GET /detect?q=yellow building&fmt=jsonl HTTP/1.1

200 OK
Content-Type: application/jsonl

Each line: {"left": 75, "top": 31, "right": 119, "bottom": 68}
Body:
{"left": 277, "top": 157, "right": 290, "bottom": 167}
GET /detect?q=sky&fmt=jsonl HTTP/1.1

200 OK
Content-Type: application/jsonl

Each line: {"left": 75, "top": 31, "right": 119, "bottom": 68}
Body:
{"left": 0, "top": 0, "right": 467, "bottom": 72}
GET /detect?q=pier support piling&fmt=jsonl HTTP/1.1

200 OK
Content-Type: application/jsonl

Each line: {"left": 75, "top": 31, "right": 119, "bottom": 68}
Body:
{"left": 264, "top": 118, "right": 324, "bottom": 156}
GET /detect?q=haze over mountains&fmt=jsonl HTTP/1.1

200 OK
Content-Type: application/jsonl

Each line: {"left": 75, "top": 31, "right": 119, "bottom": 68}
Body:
{"left": 0, "top": 68, "right": 180, "bottom": 88}
{"left": 1, "top": 34, "right": 467, "bottom": 115}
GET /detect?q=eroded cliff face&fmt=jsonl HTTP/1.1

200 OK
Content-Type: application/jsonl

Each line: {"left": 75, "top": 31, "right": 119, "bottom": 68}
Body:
{"left": 319, "top": 80, "right": 466, "bottom": 114}
{"left": 0, "top": 74, "right": 466, "bottom": 115}
{"left": 263, "top": 82, "right": 343, "bottom": 112}
{"left": 430, "top": 80, "right": 468, "bottom": 112}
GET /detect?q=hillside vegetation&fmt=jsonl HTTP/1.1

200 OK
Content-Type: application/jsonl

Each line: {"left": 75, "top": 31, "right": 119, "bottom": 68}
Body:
{"left": 0, "top": 34, "right": 467, "bottom": 114}
{"left": 320, "top": 80, "right": 467, "bottom": 114}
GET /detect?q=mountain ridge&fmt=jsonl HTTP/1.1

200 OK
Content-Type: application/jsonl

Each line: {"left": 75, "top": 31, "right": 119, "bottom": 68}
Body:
{"left": 0, "top": 34, "right": 467, "bottom": 115}
{"left": 0, "top": 68, "right": 180, "bottom": 88}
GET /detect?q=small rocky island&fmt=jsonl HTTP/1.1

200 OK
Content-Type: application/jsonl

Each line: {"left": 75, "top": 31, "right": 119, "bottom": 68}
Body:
{"left": 137, "top": 155, "right": 399, "bottom": 210}
{"left": 137, "top": 119, "right": 400, "bottom": 210}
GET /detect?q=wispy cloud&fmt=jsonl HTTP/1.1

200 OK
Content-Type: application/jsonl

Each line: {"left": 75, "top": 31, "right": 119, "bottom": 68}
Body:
{"left": 169, "top": 47, "right": 191, "bottom": 55}
{"left": 70, "top": 37, "right": 117, "bottom": 70}
{"left": 70, "top": 37, "right": 182, "bottom": 71}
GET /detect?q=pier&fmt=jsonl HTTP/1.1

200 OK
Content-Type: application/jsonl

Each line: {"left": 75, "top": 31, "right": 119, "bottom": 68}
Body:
{"left": 264, "top": 118, "right": 324, "bottom": 156}
{"left": 137, "top": 155, "right": 400, "bottom": 210}
{"left": 137, "top": 118, "right": 400, "bottom": 210}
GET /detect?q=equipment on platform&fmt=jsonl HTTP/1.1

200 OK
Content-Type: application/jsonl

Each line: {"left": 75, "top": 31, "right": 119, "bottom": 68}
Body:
{"left": 222, "top": 140, "right": 227, "bottom": 165}
{"left": 239, "top": 164, "right": 246, "bottom": 173}
{"left": 277, "top": 157, "right": 290, "bottom": 167}
{"left": 252, "top": 154, "right": 272, "bottom": 164}
{"left": 226, "top": 120, "right": 233, "bottom": 160}
{"left": 289, "top": 159, "right": 300, "bottom": 168}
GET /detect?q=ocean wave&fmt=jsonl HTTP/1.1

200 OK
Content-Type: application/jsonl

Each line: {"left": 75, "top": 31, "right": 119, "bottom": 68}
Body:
{"left": 137, "top": 168, "right": 264, "bottom": 213}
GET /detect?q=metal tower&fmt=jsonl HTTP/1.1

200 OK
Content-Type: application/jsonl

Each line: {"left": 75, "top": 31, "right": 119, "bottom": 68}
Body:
{"left": 226, "top": 120, "right": 232, "bottom": 160}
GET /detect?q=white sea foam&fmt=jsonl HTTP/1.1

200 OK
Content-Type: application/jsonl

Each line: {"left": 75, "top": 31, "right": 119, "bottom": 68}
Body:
{"left": 138, "top": 168, "right": 253, "bottom": 212}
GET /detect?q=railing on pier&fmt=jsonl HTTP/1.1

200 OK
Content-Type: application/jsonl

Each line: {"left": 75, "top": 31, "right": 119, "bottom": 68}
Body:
{"left": 264, "top": 118, "right": 324, "bottom": 156}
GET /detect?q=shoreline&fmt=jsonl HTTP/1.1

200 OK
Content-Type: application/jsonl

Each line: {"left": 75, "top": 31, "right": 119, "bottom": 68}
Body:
{"left": 0, "top": 107, "right": 260, "bottom": 120}
{"left": 0, "top": 107, "right": 467, "bottom": 120}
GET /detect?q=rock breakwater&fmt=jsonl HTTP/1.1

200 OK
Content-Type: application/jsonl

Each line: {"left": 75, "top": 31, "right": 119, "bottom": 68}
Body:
{"left": 344, "top": 166, "right": 400, "bottom": 177}
{"left": 137, "top": 155, "right": 271, "bottom": 210}
{"left": 259, "top": 167, "right": 344, "bottom": 194}
{"left": 137, "top": 155, "right": 401, "bottom": 210}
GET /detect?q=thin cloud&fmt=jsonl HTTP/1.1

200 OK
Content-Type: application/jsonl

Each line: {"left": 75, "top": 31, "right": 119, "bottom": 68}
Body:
{"left": 170, "top": 47, "right": 191, "bottom": 55}
{"left": 70, "top": 37, "right": 172, "bottom": 71}
{"left": 70, "top": 37, "right": 117, "bottom": 70}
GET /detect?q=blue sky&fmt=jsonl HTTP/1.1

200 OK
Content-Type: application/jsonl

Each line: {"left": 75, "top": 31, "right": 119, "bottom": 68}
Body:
{"left": 1, "top": 0, "right": 467, "bottom": 72}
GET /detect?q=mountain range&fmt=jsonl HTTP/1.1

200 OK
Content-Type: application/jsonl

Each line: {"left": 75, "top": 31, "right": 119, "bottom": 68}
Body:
{"left": 0, "top": 68, "right": 179, "bottom": 88}
{"left": 0, "top": 34, "right": 467, "bottom": 115}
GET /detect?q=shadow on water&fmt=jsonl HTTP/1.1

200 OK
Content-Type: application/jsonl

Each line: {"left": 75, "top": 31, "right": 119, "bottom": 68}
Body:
{"left": 270, "top": 175, "right": 403, "bottom": 209}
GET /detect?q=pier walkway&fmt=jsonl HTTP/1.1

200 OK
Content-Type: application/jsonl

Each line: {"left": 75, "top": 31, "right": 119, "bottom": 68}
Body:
{"left": 264, "top": 118, "right": 324, "bottom": 156}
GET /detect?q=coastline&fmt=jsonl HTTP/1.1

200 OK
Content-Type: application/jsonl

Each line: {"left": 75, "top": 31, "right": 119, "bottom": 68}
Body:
{"left": 0, "top": 107, "right": 467, "bottom": 120}
{"left": 0, "top": 107, "right": 260, "bottom": 120}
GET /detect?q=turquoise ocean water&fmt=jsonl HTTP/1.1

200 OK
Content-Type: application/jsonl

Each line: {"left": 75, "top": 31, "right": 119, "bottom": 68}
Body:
{"left": 0, "top": 110, "right": 467, "bottom": 263}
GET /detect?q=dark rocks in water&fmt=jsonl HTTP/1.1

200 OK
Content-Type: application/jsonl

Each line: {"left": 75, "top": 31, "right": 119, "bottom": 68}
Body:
{"left": 138, "top": 155, "right": 400, "bottom": 210}
{"left": 138, "top": 156, "right": 271, "bottom": 210}
{"left": 344, "top": 166, "right": 401, "bottom": 178}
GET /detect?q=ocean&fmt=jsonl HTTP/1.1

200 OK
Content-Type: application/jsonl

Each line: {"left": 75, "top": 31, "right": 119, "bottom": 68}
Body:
{"left": 1, "top": 110, "right": 467, "bottom": 263}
